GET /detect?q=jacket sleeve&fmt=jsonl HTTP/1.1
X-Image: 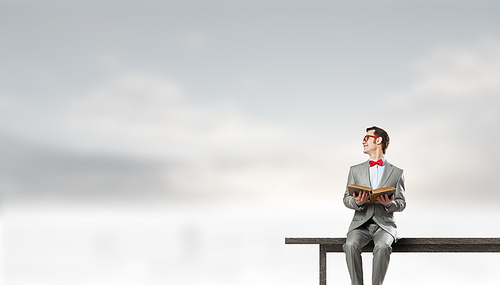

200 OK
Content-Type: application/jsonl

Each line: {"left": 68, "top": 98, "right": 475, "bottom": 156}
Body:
{"left": 386, "top": 171, "right": 406, "bottom": 213}
{"left": 343, "top": 167, "right": 365, "bottom": 211}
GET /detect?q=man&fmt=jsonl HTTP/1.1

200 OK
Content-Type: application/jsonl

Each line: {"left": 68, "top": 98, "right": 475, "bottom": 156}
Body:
{"left": 343, "top": 126, "right": 406, "bottom": 285}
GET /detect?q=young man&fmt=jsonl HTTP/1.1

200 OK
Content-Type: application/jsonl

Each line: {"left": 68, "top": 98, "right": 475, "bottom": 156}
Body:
{"left": 343, "top": 126, "right": 406, "bottom": 285}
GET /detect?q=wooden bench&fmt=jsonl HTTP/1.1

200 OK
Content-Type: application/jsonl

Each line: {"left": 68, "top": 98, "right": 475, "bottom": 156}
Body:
{"left": 285, "top": 237, "right": 500, "bottom": 285}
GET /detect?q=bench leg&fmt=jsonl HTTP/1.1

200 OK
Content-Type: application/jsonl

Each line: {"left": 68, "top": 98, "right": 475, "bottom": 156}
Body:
{"left": 320, "top": 244, "right": 326, "bottom": 285}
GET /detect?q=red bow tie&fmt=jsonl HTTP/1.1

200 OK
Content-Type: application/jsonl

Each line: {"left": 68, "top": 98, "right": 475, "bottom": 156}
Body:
{"left": 369, "top": 159, "right": 383, "bottom": 167}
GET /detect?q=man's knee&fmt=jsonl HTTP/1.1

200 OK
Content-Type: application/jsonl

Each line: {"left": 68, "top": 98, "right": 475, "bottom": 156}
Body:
{"left": 373, "top": 243, "right": 392, "bottom": 255}
{"left": 343, "top": 240, "right": 361, "bottom": 253}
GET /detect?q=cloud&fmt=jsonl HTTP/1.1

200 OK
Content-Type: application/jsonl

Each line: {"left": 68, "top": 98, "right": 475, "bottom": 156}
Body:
{"left": 164, "top": 151, "right": 345, "bottom": 199}
{"left": 0, "top": 135, "right": 176, "bottom": 200}
{"left": 53, "top": 72, "right": 333, "bottom": 200}
{"left": 413, "top": 38, "right": 500, "bottom": 99}
{"left": 63, "top": 73, "right": 284, "bottom": 157}
{"left": 1, "top": 71, "right": 348, "bottom": 201}
{"left": 388, "top": 38, "right": 500, "bottom": 106}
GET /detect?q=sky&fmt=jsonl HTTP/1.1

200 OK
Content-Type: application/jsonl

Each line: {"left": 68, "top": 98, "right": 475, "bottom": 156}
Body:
{"left": 1, "top": 1, "right": 500, "bottom": 284}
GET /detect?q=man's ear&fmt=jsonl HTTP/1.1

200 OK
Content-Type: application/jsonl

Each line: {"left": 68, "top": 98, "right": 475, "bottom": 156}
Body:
{"left": 376, "top": 137, "right": 382, "bottom": 144}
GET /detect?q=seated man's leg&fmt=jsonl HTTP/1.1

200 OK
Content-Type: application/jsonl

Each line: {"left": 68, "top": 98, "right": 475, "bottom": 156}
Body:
{"left": 371, "top": 226, "right": 394, "bottom": 285}
{"left": 344, "top": 227, "right": 371, "bottom": 285}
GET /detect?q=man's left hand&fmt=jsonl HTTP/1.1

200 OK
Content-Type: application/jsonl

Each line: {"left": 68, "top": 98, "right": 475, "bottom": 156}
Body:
{"left": 377, "top": 194, "right": 394, "bottom": 206}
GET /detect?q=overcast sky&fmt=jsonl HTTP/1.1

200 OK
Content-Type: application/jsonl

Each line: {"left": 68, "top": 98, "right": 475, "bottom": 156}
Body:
{"left": 2, "top": 0, "right": 500, "bottom": 202}
{"left": 1, "top": 1, "right": 500, "bottom": 284}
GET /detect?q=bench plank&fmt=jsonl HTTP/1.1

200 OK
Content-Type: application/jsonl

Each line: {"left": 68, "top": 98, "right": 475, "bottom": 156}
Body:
{"left": 285, "top": 237, "right": 500, "bottom": 252}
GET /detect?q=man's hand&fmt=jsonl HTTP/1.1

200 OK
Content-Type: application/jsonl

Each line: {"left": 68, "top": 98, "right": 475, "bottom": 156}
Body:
{"left": 353, "top": 191, "right": 369, "bottom": 206}
{"left": 377, "top": 194, "right": 394, "bottom": 207}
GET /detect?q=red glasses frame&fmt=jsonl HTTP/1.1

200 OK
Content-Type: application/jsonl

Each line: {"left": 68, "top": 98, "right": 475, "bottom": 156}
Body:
{"left": 363, "top": 135, "right": 379, "bottom": 142}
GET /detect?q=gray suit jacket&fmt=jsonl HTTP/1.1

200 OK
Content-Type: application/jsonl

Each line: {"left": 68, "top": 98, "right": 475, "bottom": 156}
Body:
{"left": 343, "top": 160, "right": 406, "bottom": 239}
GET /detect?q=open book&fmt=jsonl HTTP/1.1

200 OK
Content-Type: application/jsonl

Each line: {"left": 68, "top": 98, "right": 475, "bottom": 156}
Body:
{"left": 347, "top": 184, "right": 396, "bottom": 203}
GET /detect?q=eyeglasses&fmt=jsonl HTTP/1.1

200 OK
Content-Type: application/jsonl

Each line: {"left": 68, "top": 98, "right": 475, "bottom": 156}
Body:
{"left": 363, "top": 135, "right": 379, "bottom": 142}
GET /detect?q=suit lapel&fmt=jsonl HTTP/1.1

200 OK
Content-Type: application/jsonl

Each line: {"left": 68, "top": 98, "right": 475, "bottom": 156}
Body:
{"left": 360, "top": 161, "right": 371, "bottom": 188}
{"left": 378, "top": 161, "right": 394, "bottom": 188}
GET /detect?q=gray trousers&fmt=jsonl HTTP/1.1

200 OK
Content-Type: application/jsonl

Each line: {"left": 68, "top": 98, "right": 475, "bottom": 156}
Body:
{"left": 343, "top": 221, "right": 394, "bottom": 285}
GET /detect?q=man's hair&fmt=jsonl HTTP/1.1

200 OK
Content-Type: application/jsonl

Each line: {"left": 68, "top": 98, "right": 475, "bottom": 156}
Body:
{"left": 366, "top": 126, "right": 390, "bottom": 154}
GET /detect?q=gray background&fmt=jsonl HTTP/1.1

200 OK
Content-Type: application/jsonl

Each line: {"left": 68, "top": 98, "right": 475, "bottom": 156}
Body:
{"left": 1, "top": 0, "right": 499, "bottom": 284}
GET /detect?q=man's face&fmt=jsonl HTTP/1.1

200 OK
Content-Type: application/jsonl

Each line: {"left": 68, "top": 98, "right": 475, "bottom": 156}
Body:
{"left": 362, "top": 130, "right": 379, "bottom": 154}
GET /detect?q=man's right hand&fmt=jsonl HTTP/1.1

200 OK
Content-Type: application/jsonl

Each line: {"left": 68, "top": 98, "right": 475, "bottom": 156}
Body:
{"left": 353, "top": 191, "right": 369, "bottom": 206}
